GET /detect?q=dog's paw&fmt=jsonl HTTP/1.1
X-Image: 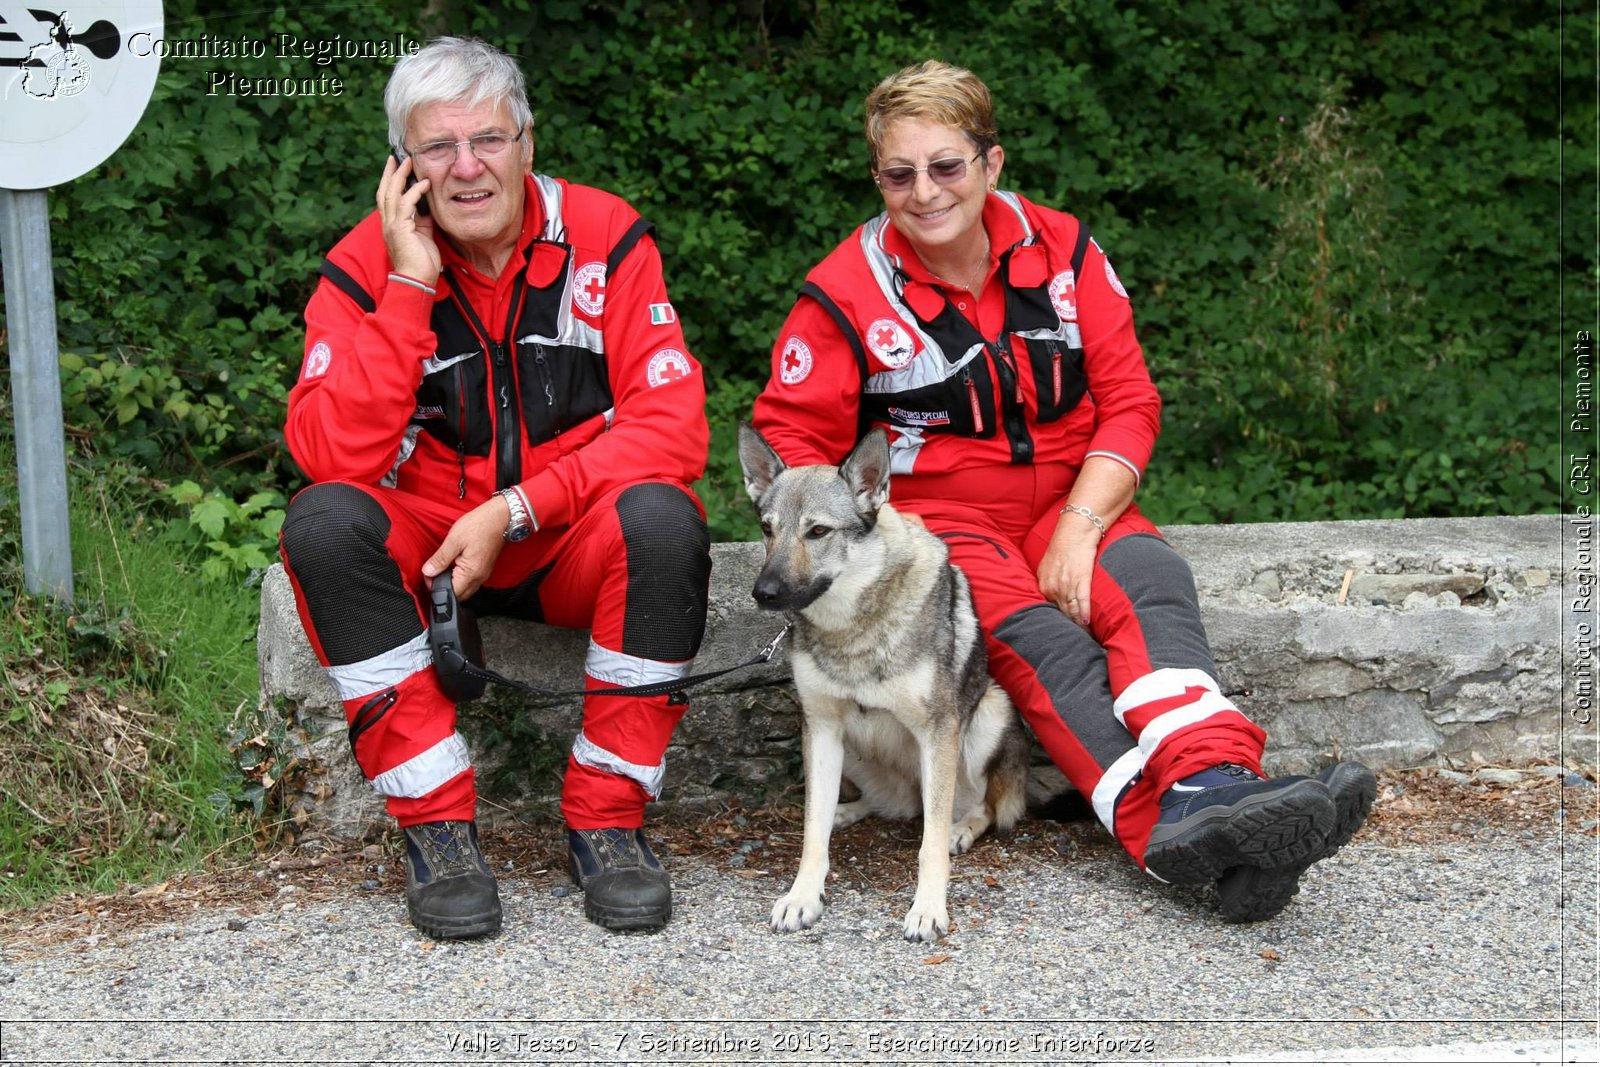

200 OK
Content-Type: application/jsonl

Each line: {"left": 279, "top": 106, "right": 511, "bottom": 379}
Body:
{"left": 949, "top": 820, "right": 980, "bottom": 855}
{"left": 902, "top": 903, "right": 949, "bottom": 942}
{"left": 833, "top": 799, "right": 871, "bottom": 829}
{"left": 771, "top": 892, "right": 825, "bottom": 933}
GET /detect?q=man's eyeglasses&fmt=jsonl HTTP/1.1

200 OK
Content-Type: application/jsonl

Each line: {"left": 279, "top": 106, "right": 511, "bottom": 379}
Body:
{"left": 406, "top": 127, "right": 526, "bottom": 169}
{"left": 873, "top": 151, "right": 983, "bottom": 193}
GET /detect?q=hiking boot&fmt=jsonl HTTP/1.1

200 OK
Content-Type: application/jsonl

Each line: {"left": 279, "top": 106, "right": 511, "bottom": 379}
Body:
{"left": 1216, "top": 761, "right": 1378, "bottom": 922}
{"left": 1143, "top": 762, "right": 1335, "bottom": 885}
{"left": 402, "top": 820, "right": 502, "bottom": 940}
{"left": 567, "top": 827, "right": 672, "bottom": 932}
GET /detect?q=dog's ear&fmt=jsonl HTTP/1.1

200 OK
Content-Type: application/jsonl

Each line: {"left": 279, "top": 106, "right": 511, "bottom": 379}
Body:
{"left": 840, "top": 427, "right": 891, "bottom": 518}
{"left": 737, "top": 423, "right": 787, "bottom": 503}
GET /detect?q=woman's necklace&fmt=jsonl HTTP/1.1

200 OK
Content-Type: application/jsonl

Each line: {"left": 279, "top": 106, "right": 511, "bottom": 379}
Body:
{"left": 929, "top": 238, "right": 991, "bottom": 294}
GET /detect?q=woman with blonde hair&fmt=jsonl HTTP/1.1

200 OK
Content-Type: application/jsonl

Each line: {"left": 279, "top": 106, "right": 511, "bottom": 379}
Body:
{"left": 752, "top": 60, "right": 1374, "bottom": 922}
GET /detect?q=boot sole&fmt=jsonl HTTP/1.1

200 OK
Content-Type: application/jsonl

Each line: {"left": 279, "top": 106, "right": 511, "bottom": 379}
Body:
{"left": 407, "top": 903, "right": 503, "bottom": 941}
{"left": 567, "top": 852, "right": 671, "bottom": 932}
{"left": 1145, "top": 779, "right": 1335, "bottom": 885}
{"left": 1217, "top": 763, "right": 1379, "bottom": 922}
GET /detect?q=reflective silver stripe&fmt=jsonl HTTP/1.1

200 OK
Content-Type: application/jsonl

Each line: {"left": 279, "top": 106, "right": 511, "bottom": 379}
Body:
{"left": 888, "top": 426, "right": 926, "bottom": 475}
{"left": 584, "top": 639, "right": 694, "bottom": 688}
{"left": 421, "top": 349, "right": 478, "bottom": 376}
{"left": 1091, "top": 744, "right": 1145, "bottom": 835}
{"left": 533, "top": 172, "right": 566, "bottom": 239}
{"left": 381, "top": 424, "right": 422, "bottom": 488}
{"left": 326, "top": 631, "right": 432, "bottom": 701}
{"left": 857, "top": 192, "right": 1075, "bottom": 398}
{"left": 1085, "top": 448, "right": 1142, "bottom": 484}
{"left": 515, "top": 174, "right": 608, "bottom": 359}
{"left": 572, "top": 731, "right": 664, "bottom": 799}
{"left": 1091, "top": 669, "right": 1244, "bottom": 841}
{"left": 370, "top": 731, "right": 472, "bottom": 799}
{"left": 1112, "top": 667, "right": 1224, "bottom": 725}
{"left": 858, "top": 215, "right": 984, "bottom": 393}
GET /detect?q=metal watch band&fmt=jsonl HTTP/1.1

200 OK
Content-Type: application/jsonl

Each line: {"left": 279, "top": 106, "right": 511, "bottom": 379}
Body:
{"left": 497, "top": 487, "right": 532, "bottom": 542}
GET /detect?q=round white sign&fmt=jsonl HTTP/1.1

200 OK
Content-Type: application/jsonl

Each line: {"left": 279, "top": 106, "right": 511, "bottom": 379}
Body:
{"left": 0, "top": 1, "right": 162, "bottom": 190}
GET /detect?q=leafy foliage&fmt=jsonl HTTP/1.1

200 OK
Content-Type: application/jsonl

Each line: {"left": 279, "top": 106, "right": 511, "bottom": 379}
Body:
{"left": 3, "top": 0, "right": 1580, "bottom": 556}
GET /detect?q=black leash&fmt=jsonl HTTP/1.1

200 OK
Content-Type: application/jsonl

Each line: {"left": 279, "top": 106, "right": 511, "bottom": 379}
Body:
{"left": 427, "top": 571, "right": 790, "bottom": 706}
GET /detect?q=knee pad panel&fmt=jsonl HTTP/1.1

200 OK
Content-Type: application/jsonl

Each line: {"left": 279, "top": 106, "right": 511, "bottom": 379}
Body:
{"left": 615, "top": 483, "right": 711, "bottom": 662}
{"left": 281, "top": 483, "right": 423, "bottom": 665}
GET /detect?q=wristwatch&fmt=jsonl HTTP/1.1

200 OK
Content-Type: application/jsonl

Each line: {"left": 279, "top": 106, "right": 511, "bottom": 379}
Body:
{"left": 497, "top": 487, "right": 535, "bottom": 543}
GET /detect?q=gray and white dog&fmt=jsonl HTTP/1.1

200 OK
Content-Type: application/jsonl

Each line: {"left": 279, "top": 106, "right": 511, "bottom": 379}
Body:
{"left": 738, "top": 424, "right": 1029, "bottom": 942}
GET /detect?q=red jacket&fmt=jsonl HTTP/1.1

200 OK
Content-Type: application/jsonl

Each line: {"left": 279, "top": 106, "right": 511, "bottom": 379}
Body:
{"left": 752, "top": 191, "right": 1159, "bottom": 484}
{"left": 288, "top": 174, "right": 708, "bottom": 530}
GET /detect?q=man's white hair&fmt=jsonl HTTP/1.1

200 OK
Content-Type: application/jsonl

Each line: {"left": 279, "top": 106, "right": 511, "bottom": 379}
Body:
{"left": 384, "top": 36, "right": 534, "bottom": 154}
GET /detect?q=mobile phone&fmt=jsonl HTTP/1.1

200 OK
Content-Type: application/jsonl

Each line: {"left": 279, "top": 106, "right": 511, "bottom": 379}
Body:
{"left": 394, "top": 149, "right": 429, "bottom": 216}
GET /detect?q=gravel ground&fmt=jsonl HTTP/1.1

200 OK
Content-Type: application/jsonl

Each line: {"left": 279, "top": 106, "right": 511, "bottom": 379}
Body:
{"left": 1, "top": 771, "right": 1596, "bottom": 1065}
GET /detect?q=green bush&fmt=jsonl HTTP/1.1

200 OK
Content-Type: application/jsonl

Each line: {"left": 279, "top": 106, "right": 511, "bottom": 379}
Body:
{"left": 4, "top": 0, "right": 1580, "bottom": 551}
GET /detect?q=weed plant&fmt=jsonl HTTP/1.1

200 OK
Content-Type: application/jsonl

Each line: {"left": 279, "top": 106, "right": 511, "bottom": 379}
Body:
{"left": 0, "top": 446, "right": 258, "bottom": 906}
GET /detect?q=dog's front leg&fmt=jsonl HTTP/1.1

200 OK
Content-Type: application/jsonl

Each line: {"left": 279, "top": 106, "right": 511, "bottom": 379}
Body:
{"left": 772, "top": 701, "right": 849, "bottom": 933}
{"left": 904, "top": 715, "right": 960, "bottom": 942}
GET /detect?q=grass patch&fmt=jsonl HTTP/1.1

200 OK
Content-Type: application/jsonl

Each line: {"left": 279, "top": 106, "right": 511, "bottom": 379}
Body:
{"left": 0, "top": 461, "right": 261, "bottom": 907}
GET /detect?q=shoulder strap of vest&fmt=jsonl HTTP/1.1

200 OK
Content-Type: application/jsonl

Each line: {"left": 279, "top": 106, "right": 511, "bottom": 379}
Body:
{"left": 606, "top": 217, "right": 655, "bottom": 278}
{"left": 799, "top": 281, "right": 875, "bottom": 443}
{"left": 1069, "top": 221, "right": 1092, "bottom": 278}
{"left": 799, "top": 281, "right": 870, "bottom": 383}
{"left": 317, "top": 259, "right": 377, "bottom": 315}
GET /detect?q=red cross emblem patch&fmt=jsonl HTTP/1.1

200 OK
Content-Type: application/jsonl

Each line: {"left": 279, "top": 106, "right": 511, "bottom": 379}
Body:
{"left": 866, "top": 318, "right": 915, "bottom": 370}
{"left": 573, "top": 261, "right": 607, "bottom": 316}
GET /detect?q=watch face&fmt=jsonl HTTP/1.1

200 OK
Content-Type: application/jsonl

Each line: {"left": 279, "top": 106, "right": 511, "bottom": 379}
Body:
{"left": 505, "top": 524, "right": 533, "bottom": 543}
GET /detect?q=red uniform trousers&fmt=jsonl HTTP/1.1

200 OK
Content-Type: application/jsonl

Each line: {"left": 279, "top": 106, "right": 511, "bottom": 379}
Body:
{"left": 279, "top": 478, "right": 710, "bottom": 831}
{"left": 894, "top": 463, "right": 1267, "bottom": 867}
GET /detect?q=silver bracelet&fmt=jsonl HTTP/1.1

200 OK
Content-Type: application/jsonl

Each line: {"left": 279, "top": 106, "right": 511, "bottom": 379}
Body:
{"left": 1060, "top": 503, "right": 1107, "bottom": 538}
{"left": 387, "top": 272, "right": 437, "bottom": 296}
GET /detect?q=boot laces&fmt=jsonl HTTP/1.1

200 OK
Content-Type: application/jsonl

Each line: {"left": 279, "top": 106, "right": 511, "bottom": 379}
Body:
{"left": 412, "top": 821, "right": 482, "bottom": 878}
{"left": 582, "top": 828, "right": 641, "bottom": 869}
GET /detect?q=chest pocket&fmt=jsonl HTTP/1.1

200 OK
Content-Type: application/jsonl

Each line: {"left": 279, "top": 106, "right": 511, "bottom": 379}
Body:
{"left": 510, "top": 239, "right": 613, "bottom": 446}
{"left": 415, "top": 320, "right": 492, "bottom": 459}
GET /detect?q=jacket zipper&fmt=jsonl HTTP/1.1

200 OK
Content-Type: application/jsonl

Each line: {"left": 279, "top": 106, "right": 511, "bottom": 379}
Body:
{"left": 454, "top": 364, "right": 468, "bottom": 498}
{"left": 963, "top": 370, "right": 984, "bottom": 434}
{"left": 534, "top": 343, "right": 555, "bottom": 407}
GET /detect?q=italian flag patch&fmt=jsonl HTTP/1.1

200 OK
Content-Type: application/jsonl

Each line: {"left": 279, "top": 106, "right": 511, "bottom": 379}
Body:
{"left": 649, "top": 303, "right": 676, "bottom": 325}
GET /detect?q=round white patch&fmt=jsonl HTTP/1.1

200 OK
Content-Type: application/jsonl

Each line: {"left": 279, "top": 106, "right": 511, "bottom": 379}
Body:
{"left": 1104, "top": 258, "right": 1128, "bottom": 299}
{"left": 1048, "top": 269, "right": 1078, "bottom": 321}
{"left": 646, "top": 348, "right": 693, "bottom": 388}
{"left": 866, "top": 317, "right": 915, "bottom": 369}
{"left": 779, "top": 335, "right": 813, "bottom": 386}
{"left": 303, "top": 341, "right": 332, "bottom": 380}
{"left": 573, "top": 261, "right": 607, "bottom": 316}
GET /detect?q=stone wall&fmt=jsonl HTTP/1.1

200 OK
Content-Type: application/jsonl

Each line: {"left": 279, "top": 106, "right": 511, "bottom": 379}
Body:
{"left": 257, "top": 514, "right": 1585, "bottom": 839}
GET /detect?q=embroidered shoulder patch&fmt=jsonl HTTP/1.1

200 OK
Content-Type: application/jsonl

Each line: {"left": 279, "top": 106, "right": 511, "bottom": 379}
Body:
{"left": 646, "top": 348, "right": 693, "bottom": 387}
{"left": 779, "top": 336, "right": 813, "bottom": 385}
{"left": 302, "top": 341, "right": 332, "bottom": 380}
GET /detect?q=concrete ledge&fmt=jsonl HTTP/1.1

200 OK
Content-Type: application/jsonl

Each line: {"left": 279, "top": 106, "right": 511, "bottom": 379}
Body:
{"left": 257, "top": 514, "right": 1583, "bottom": 838}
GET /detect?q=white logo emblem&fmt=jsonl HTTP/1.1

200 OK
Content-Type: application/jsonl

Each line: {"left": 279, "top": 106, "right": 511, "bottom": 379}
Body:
{"left": 22, "top": 11, "right": 91, "bottom": 99}
{"left": 1049, "top": 270, "right": 1078, "bottom": 321}
{"left": 866, "top": 318, "right": 915, "bottom": 369}
{"left": 303, "top": 341, "right": 332, "bottom": 380}
{"left": 779, "top": 336, "right": 813, "bottom": 386}
{"left": 1104, "top": 259, "right": 1128, "bottom": 299}
{"left": 573, "top": 261, "right": 607, "bottom": 316}
{"left": 646, "top": 348, "right": 693, "bottom": 388}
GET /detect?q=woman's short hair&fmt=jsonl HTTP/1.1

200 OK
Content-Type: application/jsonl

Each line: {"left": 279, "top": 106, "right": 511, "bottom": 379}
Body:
{"left": 385, "top": 37, "right": 534, "bottom": 154}
{"left": 863, "top": 60, "right": 997, "bottom": 167}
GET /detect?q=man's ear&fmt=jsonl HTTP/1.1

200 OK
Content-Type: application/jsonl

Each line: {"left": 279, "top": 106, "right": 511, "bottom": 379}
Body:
{"left": 737, "top": 423, "right": 787, "bottom": 503}
{"left": 839, "top": 427, "right": 891, "bottom": 518}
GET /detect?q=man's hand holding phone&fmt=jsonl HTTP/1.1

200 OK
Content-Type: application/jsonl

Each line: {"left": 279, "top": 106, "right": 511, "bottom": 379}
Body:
{"left": 379, "top": 151, "right": 441, "bottom": 284}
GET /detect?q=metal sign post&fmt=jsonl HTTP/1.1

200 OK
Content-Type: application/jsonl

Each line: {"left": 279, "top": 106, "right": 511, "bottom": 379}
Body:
{"left": 0, "top": 189, "right": 73, "bottom": 601}
{"left": 0, "top": 0, "right": 163, "bottom": 603}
